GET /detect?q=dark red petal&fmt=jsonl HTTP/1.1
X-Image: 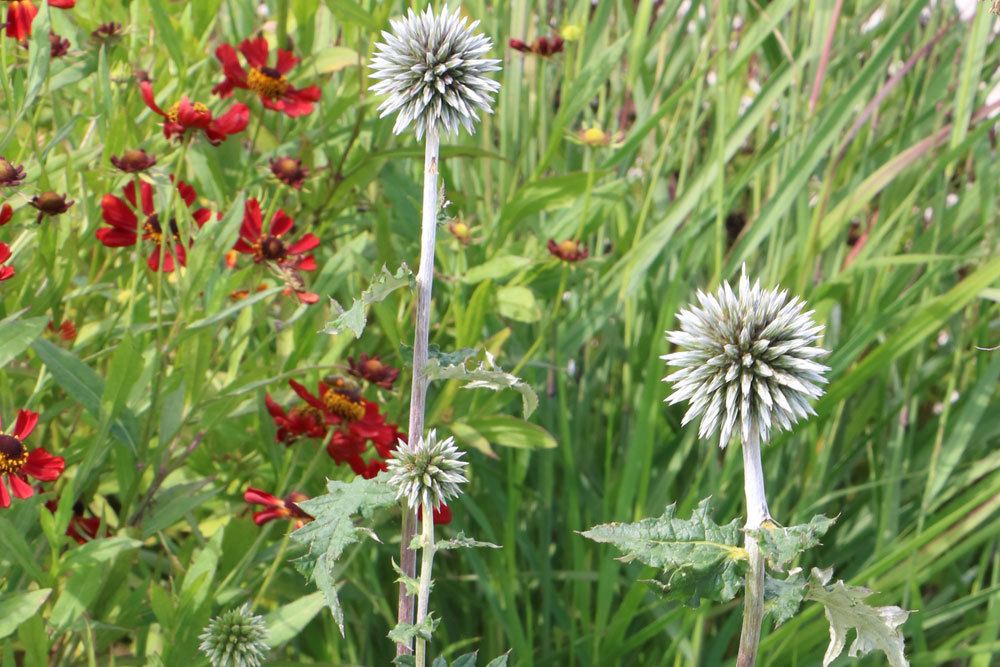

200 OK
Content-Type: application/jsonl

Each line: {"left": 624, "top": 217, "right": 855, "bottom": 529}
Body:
{"left": 0, "top": 204, "right": 12, "bottom": 226}
{"left": 289, "top": 380, "right": 325, "bottom": 412}
{"left": 242, "top": 199, "right": 263, "bottom": 241}
{"left": 264, "top": 395, "right": 287, "bottom": 419}
{"left": 0, "top": 267, "right": 14, "bottom": 282}
{"left": 0, "top": 243, "right": 10, "bottom": 263}
{"left": 139, "top": 180, "right": 155, "bottom": 216}
{"left": 95, "top": 227, "right": 137, "bottom": 247}
{"left": 275, "top": 48, "right": 299, "bottom": 74}
{"left": 294, "top": 256, "right": 317, "bottom": 272}
{"left": 139, "top": 81, "right": 167, "bottom": 117}
{"left": 269, "top": 210, "right": 294, "bottom": 237}
{"left": 288, "top": 233, "right": 319, "bottom": 255}
{"left": 6, "top": 2, "right": 39, "bottom": 41}
{"left": 22, "top": 448, "right": 64, "bottom": 481}
{"left": 101, "top": 194, "right": 137, "bottom": 230}
{"left": 13, "top": 409, "right": 39, "bottom": 440}
{"left": 175, "top": 181, "right": 197, "bottom": 207}
{"left": 48, "top": 0, "right": 76, "bottom": 8}
{"left": 214, "top": 43, "right": 249, "bottom": 88}
{"left": 211, "top": 103, "right": 250, "bottom": 137}
{"left": 238, "top": 36, "right": 270, "bottom": 68}
{"left": 192, "top": 208, "right": 212, "bottom": 226}
{"left": 9, "top": 474, "right": 34, "bottom": 499}
{"left": 252, "top": 509, "right": 284, "bottom": 525}
{"left": 244, "top": 487, "right": 280, "bottom": 506}
{"left": 177, "top": 97, "right": 211, "bottom": 129}
{"left": 0, "top": 479, "right": 9, "bottom": 508}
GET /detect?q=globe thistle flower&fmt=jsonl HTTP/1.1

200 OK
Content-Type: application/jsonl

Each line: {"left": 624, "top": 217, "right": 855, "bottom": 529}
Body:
{"left": 386, "top": 430, "right": 468, "bottom": 510}
{"left": 198, "top": 604, "right": 269, "bottom": 667}
{"left": 369, "top": 4, "right": 501, "bottom": 138}
{"left": 661, "top": 269, "right": 828, "bottom": 448}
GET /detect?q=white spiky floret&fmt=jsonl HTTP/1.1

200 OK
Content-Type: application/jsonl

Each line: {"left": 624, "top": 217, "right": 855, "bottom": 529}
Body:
{"left": 198, "top": 604, "right": 269, "bottom": 667}
{"left": 386, "top": 429, "right": 469, "bottom": 510}
{"left": 661, "top": 268, "right": 829, "bottom": 448}
{"left": 369, "top": 4, "right": 501, "bottom": 139}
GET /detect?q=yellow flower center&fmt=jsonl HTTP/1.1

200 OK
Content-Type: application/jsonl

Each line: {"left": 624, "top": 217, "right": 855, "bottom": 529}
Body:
{"left": 166, "top": 101, "right": 209, "bottom": 123}
{"left": 0, "top": 434, "right": 28, "bottom": 475}
{"left": 582, "top": 127, "right": 607, "bottom": 146}
{"left": 142, "top": 214, "right": 181, "bottom": 244}
{"left": 322, "top": 389, "right": 366, "bottom": 422}
{"left": 248, "top": 67, "right": 290, "bottom": 100}
{"left": 559, "top": 240, "right": 579, "bottom": 255}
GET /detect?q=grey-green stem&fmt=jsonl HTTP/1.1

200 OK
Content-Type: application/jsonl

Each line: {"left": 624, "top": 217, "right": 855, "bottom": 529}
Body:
{"left": 737, "top": 431, "right": 771, "bottom": 667}
{"left": 397, "top": 130, "right": 441, "bottom": 656}
{"left": 414, "top": 499, "right": 437, "bottom": 667}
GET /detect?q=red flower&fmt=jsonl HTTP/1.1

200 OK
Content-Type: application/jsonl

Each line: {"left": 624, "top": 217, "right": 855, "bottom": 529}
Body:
{"left": 0, "top": 203, "right": 11, "bottom": 226}
{"left": 213, "top": 36, "right": 321, "bottom": 117}
{"left": 96, "top": 178, "right": 211, "bottom": 272}
{"left": 509, "top": 35, "right": 564, "bottom": 57}
{"left": 0, "top": 409, "right": 64, "bottom": 509}
{"left": 264, "top": 394, "right": 326, "bottom": 445}
{"left": 419, "top": 502, "right": 453, "bottom": 526}
{"left": 47, "top": 320, "right": 77, "bottom": 341}
{"left": 47, "top": 31, "right": 69, "bottom": 57}
{"left": 0, "top": 157, "right": 25, "bottom": 187}
{"left": 5, "top": 0, "right": 73, "bottom": 42}
{"left": 110, "top": 149, "right": 157, "bottom": 173}
{"left": 547, "top": 238, "right": 589, "bottom": 263}
{"left": 0, "top": 242, "right": 14, "bottom": 281}
{"left": 140, "top": 81, "right": 249, "bottom": 146}
{"left": 29, "top": 191, "right": 73, "bottom": 223}
{"left": 269, "top": 156, "right": 308, "bottom": 189}
{"left": 244, "top": 487, "right": 312, "bottom": 528}
{"left": 348, "top": 354, "right": 400, "bottom": 390}
{"left": 232, "top": 198, "right": 320, "bottom": 304}
{"left": 45, "top": 500, "right": 104, "bottom": 544}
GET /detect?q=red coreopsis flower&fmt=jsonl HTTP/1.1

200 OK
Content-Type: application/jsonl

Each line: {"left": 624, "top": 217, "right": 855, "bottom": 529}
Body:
{"left": 244, "top": 487, "right": 313, "bottom": 528}
{"left": 45, "top": 500, "right": 104, "bottom": 544}
{"left": 547, "top": 238, "right": 589, "bottom": 263}
{"left": 0, "top": 242, "right": 14, "bottom": 281}
{"left": 0, "top": 203, "right": 12, "bottom": 226}
{"left": 232, "top": 198, "right": 320, "bottom": 304}
{"left": 213, "top": 36, "right": 321, "bottom": 117}
{"left": 509, "top": 35, "right": 564, "bottom": 57}
{"left": 0, "top": 157, "right": 25, "bottom": 187}
{"left": 90, "top": 21, "right": 122, "bottom": 45}
{"left": 96, "top": 179, "right": 211, "bottom": 272}
{"left": 5, "top": 0, "right": 74, "bottom": 42}
{"left": 47, "top": 31, "right": 69, "bottom": 57}
{"left": 47, "top": 320, "right": 77, "bottom": 341}
{"left": 140, "top": 81, "right": 249, "bottom": 146}
{"left": 264, "top": 394, "right": 326, "bottom": 445}
{"left": 29, "top": 191, "right": 73, "bottom": 223}
{"left": 269, "top": 156, "right": 308, "bottom": 189}
{"left": 0, "top": 409, "right": 64, "bottom": 509}
{"left": 348, "top": 354, "right": 400, "bottom": 390}
{"left": 110, "top": 149, "right": 157, "bottom": 173}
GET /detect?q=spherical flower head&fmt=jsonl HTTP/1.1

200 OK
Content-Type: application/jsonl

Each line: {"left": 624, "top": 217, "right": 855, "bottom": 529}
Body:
{"left": 370, "top": 4, "right": 501, "bottom": 139}
{"left": 661, "top": 268, "right": 829, "bottom": 448}
{"left": 386, "top": 429, "right": 468, "bottom": 510}
{"left": 198, "top": 604, "right": 269, "bottom": 667}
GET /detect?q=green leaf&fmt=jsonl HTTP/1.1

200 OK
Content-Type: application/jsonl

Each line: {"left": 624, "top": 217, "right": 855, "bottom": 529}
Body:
{"left": 264, "top": 591, "right": 327, "bottom": 646}
{"left": 764, "top": 570, "right": 807, "bottom": 626}
{"left": 435, "top": 532, "right": 501, "bottom": 551}
{"left": 325, "top": 264, "right": 413, "bottom": 338}
{"left": 483, "top": 652, "right": 511, "bottom": 667}
{"left": 187, "top": 287, "right": 284, "bottom": 330}
{"left": 392, "top": 559, "right": 421, "bottom": 596}
{"left": 0, "top": 314, "right": 47, "bottom": 369}
{"left": 451, "top": 653, "right": 478, "bottom": 667}
{"left": 460, "top": 255, "right": 532, "bottom": 285}
{"left": 581, "top": 498, "right": 746, "bottom": 605}
{"left": 752, "top": 515, "right": 836, "bottom": 570}
{"left": 307, "top": 46, "right": 361, "bottom": 73}
{"left": 495, "top": 285, "right": 542, "bottom": 323}
{"left": 469, "top": 415, "right": 556, "bottom": 450}
{"left": 387, "top": 613, "right": 439, "bottom": 645}
{"left": 0, "top": 589, "right": 51, "bottom": 640}
{"left": 806, "top": 567, "right": 910, "bottom": 667}
{"left": 291, "top": 475, "right": 398, "bottom": 635}
{"left": 423, "top": 351, "right": 539, "bottom": 418}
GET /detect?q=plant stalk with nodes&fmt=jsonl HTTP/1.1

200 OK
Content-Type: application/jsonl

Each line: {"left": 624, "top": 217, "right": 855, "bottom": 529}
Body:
{"left": 368, "top": 4, "right": 500, "bottom": 656}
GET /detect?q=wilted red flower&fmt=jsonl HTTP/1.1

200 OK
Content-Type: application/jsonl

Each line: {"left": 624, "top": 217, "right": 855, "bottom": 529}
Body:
{"left": 0, "top": 203, "right": 11, "bottom": 226}
{"left": 48, "top": 31, "right": 69, "bottom": 57}
{"left": 509, "top": 34, "right": 564, "bottom": 57}
{"left": 265, "top": 394, "right": 326, "bottom": 445}
{"left": 269, "top": 156, "right": 308, "bottom": 189}
{"left": 0, "top": 157, "right": 25, "bottom": 187}
{"left": 4, "top": 0, "right": 74, "bottom": 42}
{"left": 140, "top": 81, "right": 249, "bottom": 146}
{"left": 90, "top": 21, "right": 122, "bottom": 44}
{"left": 96, "top": 179, "right": 211, "bottom": 272}
{"left": 419, "top": 502, "right": 453, "bottom": 525}
{"left": 29, "top": 191, "right": 73, "bottom": 223}
{"left": 213, "top": 36, "right": 321, "bottom": 117}
{"left": 0, "top": 243, "right": 14, "bottom": 281}
{"left": 348, "top": 354, "right": 400, "bottom": 390}
{"left": 45, "top": 500, "right": 104, "bottom": 544}
{"left": 47, "top": 320, "right": 77, "bottom": 341}
{"left": 0, "top": 409, "right": 64, "bottom": 509}
{"left": 232, "top": 198, "right": 319, "bottom": 304}
{"left": 110, "top": 149, "right": 157, "bottom": 173}
{"left": 244, "top": 487, "right": 312, "bottom": 528}
{"left": 547, "top": 238, "right": 589, "bottom": 262}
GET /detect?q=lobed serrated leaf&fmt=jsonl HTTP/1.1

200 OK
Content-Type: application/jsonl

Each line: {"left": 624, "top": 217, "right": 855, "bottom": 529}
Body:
{"left": 581, "top": 497, "right": 747, "bottom": 605}
{"left": 392, "top": 558, "right": 421, "bottom": 596}
{"left": 752, "top": 514, "right": 836, "bottom": 570}
{"left": 806, "top": 567, "right": 910, "bottom": 667}
{"left": 387, "top": 613, "right": 439, "bottom": 645}
{"left": 290, "top": 474, "right": 398, "bottom": 636}
{"left": 423, "top": 350, "right": 538, "bottom": 418}
{"left": 324, "top": 264, "right": 414, "bottom": 338}
{"left": 436, "top": 532, "right": 502, "bottom": 551}
{"left": 764, "top": 569, "right": 807, "bottom": 626}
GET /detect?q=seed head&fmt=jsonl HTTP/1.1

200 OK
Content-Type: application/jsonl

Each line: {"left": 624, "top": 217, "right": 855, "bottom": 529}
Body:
{"left": 661, "top": 268, "right": 829, "bottom": 448}
{"left": 198, "top": 604, "right": 269, "bottom": 667}
{"left": 370, "top": 4, "right": 501, "bottom": 139}
{"left": 386, "top": 429, "right": 468, "bottom": 510}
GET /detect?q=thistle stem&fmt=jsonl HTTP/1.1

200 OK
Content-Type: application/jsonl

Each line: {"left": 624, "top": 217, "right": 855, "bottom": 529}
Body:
{"left": 737, "top": 431, "right": 771, "bottom": 667}
{"left": 397, "top": 129, "right": 441, "bottom": 656}
{"left": 414, "top": 499, "right": 437, "bottom": 667}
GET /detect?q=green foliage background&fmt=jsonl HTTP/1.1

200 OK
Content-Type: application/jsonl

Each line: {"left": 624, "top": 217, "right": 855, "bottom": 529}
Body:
{"left": 1, "top": 0, "right": 999, "bottom": 665}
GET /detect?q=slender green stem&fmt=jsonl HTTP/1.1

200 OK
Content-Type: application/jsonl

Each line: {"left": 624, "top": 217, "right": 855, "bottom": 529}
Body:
{"left": 276, "top": 0, "right": 290, "bottom": 50}
{"left": 414, "top": 499, "right": 437, "bottom": 667}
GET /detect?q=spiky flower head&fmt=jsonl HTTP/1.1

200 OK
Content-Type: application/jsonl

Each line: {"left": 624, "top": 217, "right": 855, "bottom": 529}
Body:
{"left": 198, "top": 604, "right": 269, "bottom": 667}
{"left": 661, "top": 268, "right": 829, "bottom": 448}
{"left": 370, "top": 4, "right": 501, "bottom": 139}
{"left": 386, "top": 429, "right": 469, "bottom": 509}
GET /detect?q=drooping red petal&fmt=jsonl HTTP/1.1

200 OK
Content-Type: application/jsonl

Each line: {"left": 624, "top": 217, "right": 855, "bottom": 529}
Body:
{"left": 175, "top": 180, "right": 197, "bottom": 207}
{"left": 241, "top": 199, "right": 263, "bottom": 241}
{"left": 95, "top": 227, "right": 137, "bottom": 248}
{"left": 294, "top": 255, "right": 317, "bottom": 272}
{"left": 209, "top": 103, "right": 250, "bottom": 139}
{"left": 0, "top": 243, "right": 10, "bottom": 263}
{"left": 5, "top": 1, "right": 39, "bottom": 41}
{"left": 269, "top": 210, "right": 294, "bottom": 237}
{"left": 214, "top": 43, "right": 249, "bottom": 90}
{"left": 264, "top": 395, "right": 286, "bottom": 420}
{"left": 48, "top": 0, "right": 75, "bottom": 8}
{"left": 238, "top": 36, "right": 270, "bottom": 68}
{"left": 295, "top": 290, "right": 320, "bottom": 304}
{"left": 139, "top": 181, "right": 155, "bottom": 216}
{"left": 289, "top": 380, "right": 326, "bottom": 413}
{"left": 244, "top": 487, "right": 280, "bottom": 506}
{"left": 0, "top": 204, "right": 12, "bottom": 226}
{"left": 22, "top": 448, "right": 64, "bottom": 481}
{"left": 139, "top": 81, "right": 168, "bottom": 118}
{"left": 100, "top": 194, "right": 138, "bottom": 230}
{"left": 9, "top": 474, "right": 34, "bottom": 499}
{"left": 0, "top": 480, "right": 10, "bottom": 508}
{"left": 252, "top": 508, "right": 285, "bottom": 525}
{"left": 288, "top": 233, "right": 320, "bottom": 255}
{"left": 13, "top": 409, "right": 39, "bottom": 440}
{"left": 0, "top": 267, "right": 13, "bottom": 282}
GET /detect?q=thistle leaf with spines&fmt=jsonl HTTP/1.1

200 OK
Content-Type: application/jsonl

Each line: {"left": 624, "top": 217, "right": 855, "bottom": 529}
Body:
{"left": 387, "top": 613, "right": 439, "bottom": 646}
{"left": 422, "top": 349, "right": 538, "bottom": 418}
{"left": 751, "top": 514, "right": 836, "bottom": 570}
{"left": 324, "top": 264, "right": 413, "bottom": 338}
{"left": 764, "top": 569, "right": 807, "bottom": 626}
{"left": 580, "top": 497, "right": 747, "bottom": 605}
{"left": 290, "top": 475, "right": 397, "bottom": 636}
{"left": 436, "top": 532, "right": 501, "bottom": 551}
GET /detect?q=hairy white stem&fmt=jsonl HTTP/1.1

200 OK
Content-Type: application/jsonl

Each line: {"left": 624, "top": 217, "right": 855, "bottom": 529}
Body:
{"left": 397, "top": 130, "right": 441, "bottom": 656}
{"left": 414, "top": 500, "right": 437, "bottom": 667}
{"left": 737, "top": 431, "right": 771, "bottom": 667}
